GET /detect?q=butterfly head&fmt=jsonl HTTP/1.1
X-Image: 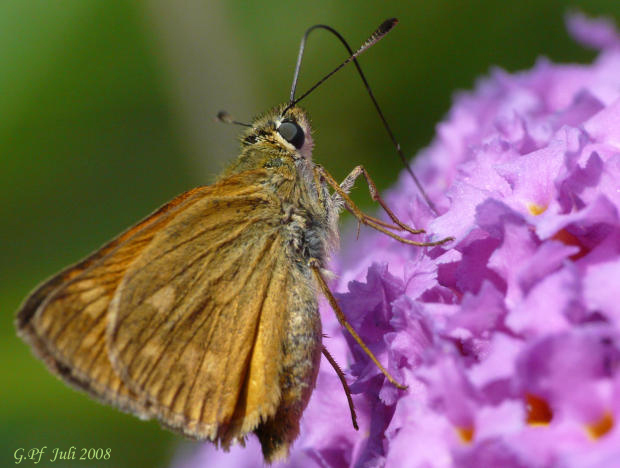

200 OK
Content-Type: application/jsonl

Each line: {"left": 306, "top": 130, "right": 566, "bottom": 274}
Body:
{"left": 240, "top": 105, "right": 314, "bottom": 162}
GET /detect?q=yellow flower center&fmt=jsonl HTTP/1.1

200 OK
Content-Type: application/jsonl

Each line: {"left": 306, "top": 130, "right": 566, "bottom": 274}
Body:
{"left": 528, "top": 203, "right": 547, "bottom": 216}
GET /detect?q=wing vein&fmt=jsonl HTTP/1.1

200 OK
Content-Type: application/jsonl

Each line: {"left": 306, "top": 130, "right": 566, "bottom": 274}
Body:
{"left": 48, "top": 291, "right": 109, "bottom": 344}
{"left": 113, "top": 218, "right": 257, "bottom": 338}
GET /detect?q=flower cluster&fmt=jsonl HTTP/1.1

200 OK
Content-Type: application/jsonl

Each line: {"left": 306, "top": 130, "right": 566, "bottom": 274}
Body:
{"left": 173, "top": 12, "right": 620, "bottom": 468}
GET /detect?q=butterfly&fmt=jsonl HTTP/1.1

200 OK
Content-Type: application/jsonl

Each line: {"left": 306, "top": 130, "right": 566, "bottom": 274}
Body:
{"left": 16, "top": 18, "right": 452, "bottom": 462}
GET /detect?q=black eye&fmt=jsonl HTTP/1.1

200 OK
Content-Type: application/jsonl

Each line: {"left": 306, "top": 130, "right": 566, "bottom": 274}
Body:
{"left": 277, "top": 121, "right": 305, "bottom": 149}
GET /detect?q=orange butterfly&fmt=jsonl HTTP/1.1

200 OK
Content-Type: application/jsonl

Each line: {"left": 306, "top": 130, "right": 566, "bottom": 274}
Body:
{"left": 16, "top": 19, "right": 452, "bottom": 462}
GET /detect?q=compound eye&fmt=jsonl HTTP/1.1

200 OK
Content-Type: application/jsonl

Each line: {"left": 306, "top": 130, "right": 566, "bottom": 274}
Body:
{"left": 277, "top": 121, "right": 305, "bottom": 149}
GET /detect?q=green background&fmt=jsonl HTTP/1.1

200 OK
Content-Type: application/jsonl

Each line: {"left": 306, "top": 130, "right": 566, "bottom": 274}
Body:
{"left": 2, "top": 1, "right": 619, "bottom": 467}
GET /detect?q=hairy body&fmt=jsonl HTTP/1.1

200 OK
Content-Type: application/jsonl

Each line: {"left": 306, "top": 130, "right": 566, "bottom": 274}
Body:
{"left": 17, "top": 105, "right": 346, "bottom": 462}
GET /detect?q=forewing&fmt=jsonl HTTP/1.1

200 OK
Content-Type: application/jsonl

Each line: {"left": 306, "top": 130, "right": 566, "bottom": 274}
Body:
{"left": 107, "top": 172, "right": 291, "bottom": 444}
{"left": 16, "top": 187, "right": 211, "bottom": 415}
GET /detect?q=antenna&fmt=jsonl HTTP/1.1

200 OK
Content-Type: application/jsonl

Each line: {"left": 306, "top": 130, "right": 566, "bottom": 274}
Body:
{"left": 284, "top": 18, "right": 438, "bottom": 214}
{"left": 216, "top": 110, "right": 252, "bottom": 128}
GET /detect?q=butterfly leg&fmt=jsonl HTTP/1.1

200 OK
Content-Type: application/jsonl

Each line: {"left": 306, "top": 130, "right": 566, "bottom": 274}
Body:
{"left": 310, "top": 259, "right": 407, "bottom": 390}
{"left": 315, "top": 165, "right": 454, "bottom": 247}
{"left": 336, "top": 165, "right": 424, "bottom": 233}
{"left": 321, "top": 345, "right": 358, "bottom": 430}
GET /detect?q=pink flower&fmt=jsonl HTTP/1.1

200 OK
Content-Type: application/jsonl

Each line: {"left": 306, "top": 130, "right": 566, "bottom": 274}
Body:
{"left": 172, "top": 12, "right": 620, "bottom": 468}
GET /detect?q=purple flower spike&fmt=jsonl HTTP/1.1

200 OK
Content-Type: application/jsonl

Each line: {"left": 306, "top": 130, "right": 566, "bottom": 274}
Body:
{"left": 172, "top": 12, "right": 620, "bottom": 468}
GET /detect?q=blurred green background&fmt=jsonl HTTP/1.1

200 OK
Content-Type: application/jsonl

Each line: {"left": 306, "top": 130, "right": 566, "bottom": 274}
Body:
{"left": 3, "top": 1, "right": 620, "bottom": 467}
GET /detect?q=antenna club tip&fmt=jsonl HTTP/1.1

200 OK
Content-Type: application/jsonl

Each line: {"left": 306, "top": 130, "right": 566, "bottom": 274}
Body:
{"left": 217, "top": 110, "right": 232, "bottom": 123}
{"left": 379, "top": 18, "right": 399, "bottom": 34}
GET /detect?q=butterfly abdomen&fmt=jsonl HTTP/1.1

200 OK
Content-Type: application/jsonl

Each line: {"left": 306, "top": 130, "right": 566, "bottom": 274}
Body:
{"left": 251, "top": 188, "right": 327, "bottom": 461}
{"left": 254, "top": 257, "right": 322, "bottom": 462}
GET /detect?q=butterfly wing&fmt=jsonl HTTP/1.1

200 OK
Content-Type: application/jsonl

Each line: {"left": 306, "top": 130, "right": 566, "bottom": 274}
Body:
{"left": 16, "top": 187, "right": 212, "bottom": 415}
{"left": 106, "top": 171, "right": 292, "bottom": 446}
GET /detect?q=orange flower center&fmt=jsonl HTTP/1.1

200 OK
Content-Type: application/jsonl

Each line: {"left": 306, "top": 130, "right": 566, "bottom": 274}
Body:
{"left": 525, "top": 393, "right": 553, "bottom": 425}
{"left": 586, "top": 411, "right": 614, "bottom": 439}
{"left": 456, "top": 425, "right": 475, "bottom": 443}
